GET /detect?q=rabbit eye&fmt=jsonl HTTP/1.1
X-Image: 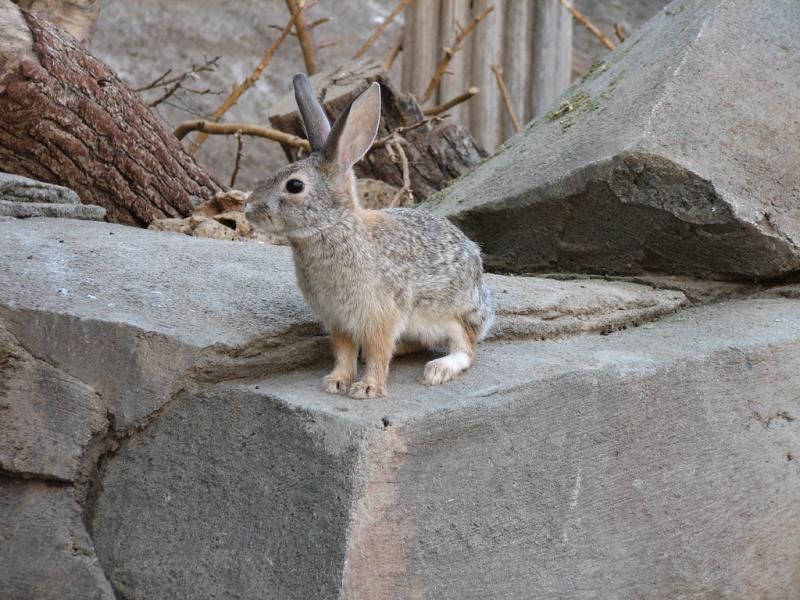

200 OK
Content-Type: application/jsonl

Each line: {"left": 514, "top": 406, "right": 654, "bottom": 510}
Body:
{"left": 286, "top": 178, "right": 304, "bottom": 194}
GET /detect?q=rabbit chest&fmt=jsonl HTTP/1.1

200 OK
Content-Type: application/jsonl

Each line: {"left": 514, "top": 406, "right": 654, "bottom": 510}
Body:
{"left": 290, "top": 236, "right": 406, "bottom": 336}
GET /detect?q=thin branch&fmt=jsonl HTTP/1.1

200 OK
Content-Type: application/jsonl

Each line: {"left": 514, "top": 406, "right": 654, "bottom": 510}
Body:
{"left": 176, "top": 120, "right": 310, "bottom": 150}
{"left": 353, "top": 0, "right": 412, "bottom": 60}
{"left": 309, "top": 16, "right": 331, "bottom": 29}
{"left": 490, "top": 65, "right": 520, "bottom": 133}
{"left": 229, "top": 130, "right": 244, "bottom": 187}
{"left": 135, "top": 68, "right": 172, "bottom": 92}
{"left": 614, "top": 22, "right": 627, "bottom": 43}
{"left": 383, "top": 31, "right": 403, "bottom": 70}
{"left": 318, "top": 37, "right": 343, "bottom": 50}
{"left": 370, "top": 115, "right": 447, "bottom": 150}
{"left": 558, "top": 0, "right": 615, "bottom": 51}
{"left": 188, "top": 8, "right": 304, "bottom": 153}
{"left": 424, "top": 86, "right": 478, "bottom": 116}
{"left": 385, "top": 139, "right": 412, "bottom": 207}
{"left": 286, "top": 0, "right": 318, "bottom": 75}
{"left": 419, "top": 4, "right": 495, "bottom": 104}
{"left": 136, "top": 56, "right": 220, "bottom": 107}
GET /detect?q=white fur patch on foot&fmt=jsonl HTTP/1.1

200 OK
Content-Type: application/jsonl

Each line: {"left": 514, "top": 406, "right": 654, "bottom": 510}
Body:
{"left": 423, "top": 352, "right": 471, "bottom": 386}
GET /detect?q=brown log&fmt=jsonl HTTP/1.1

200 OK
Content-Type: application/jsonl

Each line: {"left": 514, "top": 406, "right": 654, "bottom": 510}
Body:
{"left": 0, "top": 3, "right": 223, "bottom": 225}
{"left": 268, "top": 61, "right": 486, "bottom": 201}
{"left": 14, "top": 0, "right": 100, "bottom": 43}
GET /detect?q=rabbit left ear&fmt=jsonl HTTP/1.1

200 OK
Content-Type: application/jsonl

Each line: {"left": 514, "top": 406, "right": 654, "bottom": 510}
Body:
{"left": 322, "top": 82, "right": 381, "bottom": 172}
{"left": 293, "top": 73, "right": 331, "bottom": 152}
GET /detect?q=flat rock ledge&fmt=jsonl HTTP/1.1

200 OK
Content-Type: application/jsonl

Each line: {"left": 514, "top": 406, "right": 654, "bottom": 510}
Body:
{"left": 1, "top": 218, "right": 798, "bottom": 599}
{"left": 0, "top": 172, "right": 106, "bottom": 220}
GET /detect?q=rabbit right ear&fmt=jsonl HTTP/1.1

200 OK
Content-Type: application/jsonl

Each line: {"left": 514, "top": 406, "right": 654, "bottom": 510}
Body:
{"left": 322, "top": 82, "right": 381, "bottom": 173}
{"left": 293, "top": 73, "right": 331, "bottom": 152}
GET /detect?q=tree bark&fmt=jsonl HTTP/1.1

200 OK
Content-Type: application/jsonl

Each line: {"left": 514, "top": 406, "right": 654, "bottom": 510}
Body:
{"left": 0, "top": 2, "right": 223, "bottom": 225}
{"left": 269, "top": 61, "right": 486, "bottom": 202}
{"left": 14, "top": 0, "right": 101, "bottom": 43}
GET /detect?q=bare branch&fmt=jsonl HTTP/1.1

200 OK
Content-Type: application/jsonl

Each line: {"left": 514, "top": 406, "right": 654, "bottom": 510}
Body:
{"left": 309, "top": 16, "right": 331, "bottom": 29}
{"left": 385, "top": 138, "right": 412, "bottom": 207}
{"left": 286, "top": 0, "right": 318, "bottom": 75}
{"left": 176, "top": 120, "right": 311, "bottom": 150}
{"left": 490, "top": 65, "right": 520, "bottom": 133}
{"left": 229, "top": 130, "right": 244, "bottom": 188}
{"left": 318, "top": 37, "right": 343, "bottom": 50}
{"left": 371, "top": 115, "right": 447, "bottom": 150}
{"left": 383, "top": 31, "right": 403, "bottom": 70}
{"left": 353, "top": 0, "right": 412, "bottom": 60}
{"left": 187, "top": 8, "right": 304, "bottom": 153}
{"left": 558, "top": 0, "right": 615, "bottom": 51}
{"left": 423, "top": 86, "right": 478, "bottom": 116}
{"left": 419, "top": 4, "right": 495, "bottom": 105}
{"left": 614, "top": 22, "right": 627, "bottom": 43}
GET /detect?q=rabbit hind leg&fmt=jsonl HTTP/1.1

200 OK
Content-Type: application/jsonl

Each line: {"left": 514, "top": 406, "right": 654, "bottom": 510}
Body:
{"left": 422, "top": 319, "right": 477, "bottom": 386}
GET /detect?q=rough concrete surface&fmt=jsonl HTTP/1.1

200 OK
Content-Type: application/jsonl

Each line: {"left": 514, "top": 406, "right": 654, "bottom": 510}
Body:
{"left": 427, "top": 0, "right": 800, "bottom": 280}
{"left": 0, "top": 172, "right": 106, "bottom": 220}
{"left": 0, "top": 322, "right": 107, "bottom": 482}
{"left": 90, "top": 297, "right": 800, "bottom": 599}
{"left": 0, "top": 479, "right": 115, "bottom": 600}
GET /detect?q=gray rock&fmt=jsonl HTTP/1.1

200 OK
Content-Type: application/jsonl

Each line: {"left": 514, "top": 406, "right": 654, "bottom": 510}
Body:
{"left": 90, "top": 297, "right": 800, "bottom": 599}
{"left": 0, "top": 172, "right": 80, "bottom": 204}
{"left": 0, "top": 173, "right": 106, "bottom": 221}
{"left": 0, "top": 200, "right": 106, "bottom": 220}
{"left": 427, "top": 0, "right": 800, "bottom": 279}
{"left": 0, "top": 480, "right": 115, "bottom": 600}
{"left": 0, "top": 218, "right": 686, "bottom": 431}
{"left": 0, "top": 323, "right": 107, "bottom": 482}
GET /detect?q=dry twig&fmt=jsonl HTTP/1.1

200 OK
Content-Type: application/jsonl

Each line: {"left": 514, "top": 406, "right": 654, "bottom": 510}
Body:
{"left": 286, "top": 0, "right": 318, "bottom": 75}
{"left": 318, "top": 37, "right": 343, "bottom": 50}
{"left": 419, "top": 5, "right": 495, "bottom": 105}
{"left": 187, "top": 8, "right": 304, "bottom": 153}
{"left": 385, "top": 137, "right": 412, "bottom": 207}
{"left": 371, "top": 115, "right": 447, "bottom": 150}
{"left": 383, "top": 31, "right": 403, "bottom": 70}
{"left": 423, "top": 86, "right": 478, "bottom": 116}
{"left": 490, "top": 65, "right": 520, "bottom": 133}
{"left": 229, "top": 130, "right": 244, "bottom": 188}
{"left": 614, "top": 22, "right": 627, "bottom": 42}
{"left": 558, "top": 0, "right": 615, "bottom": 51}
{"left": 353, "top": 0, "right": 412, "bottom": 60}
{"left": 136, "top": 56, "right": 220, "bottom": 108}
{"left": 176, "top": 120, "right": 310, "bottom": 150}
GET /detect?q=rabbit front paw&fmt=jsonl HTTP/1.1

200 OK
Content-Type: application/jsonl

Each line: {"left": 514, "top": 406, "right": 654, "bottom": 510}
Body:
{"left": 348, "top": 379, "right": 386, "bottom": 400}
{"left": 323, "top": 371, "right": 353, "bottom": 395}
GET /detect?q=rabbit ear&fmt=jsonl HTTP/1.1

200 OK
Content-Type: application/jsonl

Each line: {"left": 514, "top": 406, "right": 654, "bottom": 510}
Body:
{"left": 322, "top": 82, "right": 381, "bottom": 172}
{"left": 293, "top": 73, "right": 331, "bottom": 152}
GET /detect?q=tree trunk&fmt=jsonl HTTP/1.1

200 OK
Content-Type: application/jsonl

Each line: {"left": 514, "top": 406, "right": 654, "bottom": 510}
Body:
{"left": 268, "top": 61, "right": 486, "bottom": 202}
{"left": 14, "top": 0, "right": 101, "bottom": 43}
{"left": 0, "top": 1, "right": 223, "bottom": 225}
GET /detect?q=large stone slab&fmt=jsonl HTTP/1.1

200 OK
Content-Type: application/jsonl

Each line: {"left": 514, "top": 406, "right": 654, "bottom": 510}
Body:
{"left": 0, "top": 322, "right": 107, "bottom": 482}
{"left": 89, "top": 297, "right": 800, "bottom": 599}
{"left": 0, "top": 480, "right": 114, "bottom": 600}
{"left": 427, "top": 0, "right": 800, "bottom": 279}
{"left": 0, "top": 217, "right": 685, "bottom": 431}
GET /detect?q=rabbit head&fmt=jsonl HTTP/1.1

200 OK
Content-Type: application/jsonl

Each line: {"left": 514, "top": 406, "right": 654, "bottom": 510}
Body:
{"left": 246, "top": 74, "right": 381, "bottom": 238}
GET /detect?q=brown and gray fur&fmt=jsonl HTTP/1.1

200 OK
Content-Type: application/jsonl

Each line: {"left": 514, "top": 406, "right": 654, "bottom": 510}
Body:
{"left": 246, "top": 74, "right": 494, "bottom": 399}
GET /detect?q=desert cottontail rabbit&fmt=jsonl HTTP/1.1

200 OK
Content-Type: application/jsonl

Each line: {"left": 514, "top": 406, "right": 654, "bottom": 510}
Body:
{"left": 246, "top": 74, "right": 494, "bottom": 399}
